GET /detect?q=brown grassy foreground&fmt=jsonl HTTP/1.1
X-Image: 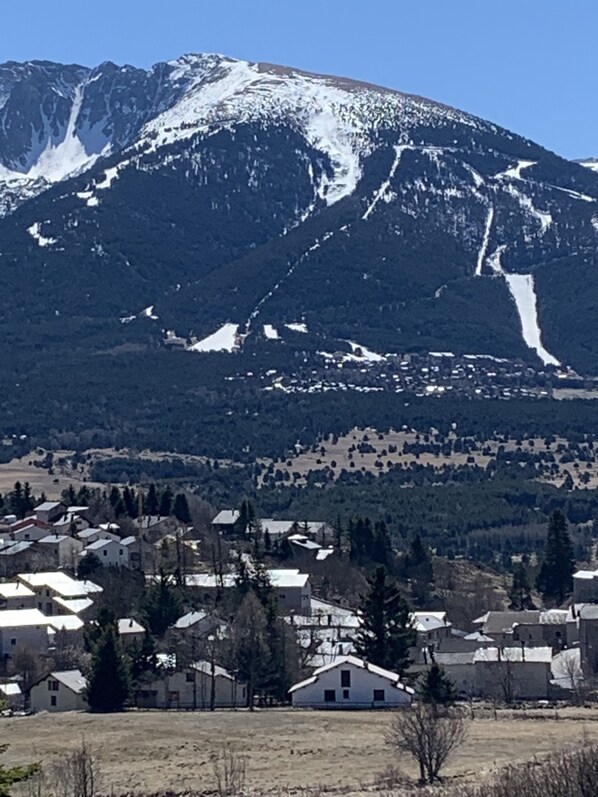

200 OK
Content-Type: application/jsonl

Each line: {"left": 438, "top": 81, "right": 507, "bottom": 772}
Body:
{"left": 5, "top": 707, "right": 598, "bottom": 795}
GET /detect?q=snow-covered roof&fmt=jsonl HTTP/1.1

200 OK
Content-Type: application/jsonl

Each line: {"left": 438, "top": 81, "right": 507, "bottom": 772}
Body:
{"left": 0, "top": 608, "right": 51, "bottom": 628}
{"left": 0, "top": 541, "right": 33, "bottom": 555}
{"left": 0, "top": 682, "right": 22, "bottom": 696}
{"left": 574, "top": 569, "right": 598, "bottom": 580}
{"left": 18, "top": 572, "right": 102, "bottom": 598}
{"left": 118, "top": 618, "right": 145, "bottom": 635}
{"left": 85, "top": 538, "right": 120, "bottom": 551}
{"left": 52, "top": 597, "right": 94, "bottom": 615}
{"left": 38, "top": 535, "right": 69, "bottom": 544}
{"left": 121, "top": 536, "right": 136, "bottom": 546}
{"left": 174, "top": 610, "right": 208, "bottom": 629}
{"left": 289, "top": 655, "right": 414, "bottom": 694}
{"left": 0, "top": 582, "right": 35, "bottom": 599}
{"left": 260, "top": 519, "right": 295, "bottom": 537}
{"left": 35, "top": 501, "right": 62, "bottom": 512}
{"left": 473, "top": 646, "right": 552, "bottom": 664}
{"left": 411, "top": 612, "right": 450, "bottom": 633}
{"left": 191, "top": 660, "right": 236, "bottom": 680}
{"left": 267, "top": 569, "right": 310, "bottom": 588}
{"left": 463, "top": 631, "right": 494, "bottom": 642}
{"left": 48, "top": 615, "right": 85, "bottom": 632}
{"left": 211, "top": 510, "right": 240, "bottom": 526}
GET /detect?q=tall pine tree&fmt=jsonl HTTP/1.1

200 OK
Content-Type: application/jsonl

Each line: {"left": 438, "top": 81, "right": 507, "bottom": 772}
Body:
{"left": 355, "top": 566, "right": 415, "bottom": 676}
{"left": 536, "top": 510, "right": 575, "bottom": 604}
{"left": 86, "top": 620, "right": 130, "bottom": 712}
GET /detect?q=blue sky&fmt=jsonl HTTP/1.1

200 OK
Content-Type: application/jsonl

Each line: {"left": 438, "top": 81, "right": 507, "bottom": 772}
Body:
{"left": 2, "top": 1, "right": 595, "bottom": 159}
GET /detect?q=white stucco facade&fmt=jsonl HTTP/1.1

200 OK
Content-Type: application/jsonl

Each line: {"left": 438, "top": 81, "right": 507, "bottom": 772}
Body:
{"left": 290, "top": 656, "right": 413, "bottom": 708}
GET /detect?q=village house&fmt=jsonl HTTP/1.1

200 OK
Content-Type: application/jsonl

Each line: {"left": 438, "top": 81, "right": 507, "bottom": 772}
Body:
{"left": 0, "top": 582, "right": 35, "bottom": 611}
{"left": 136, "top": 661, "right": 245, "bottom": 709}
{"left": 17, "top": 572, "right": 103, "bottom": 615}
{"left": 37, "top": 535, "right": 84, "bottom": 569}
{"left": 83, "top": 538, "right": 130, "bottom": 567}
{"left": 473, "top": 646, "right": 552, "bottom": 701}
{"left": 211, "top": 510, "right": 240, "bottom": 535}
{"left": 12, "top": 524, "right": 50, "bottom": 542}
{"left": 52, "top": 512, "right": 90, "bottom": 536}
{"left": 118, "top": 618, "right": 146, "bottom": 645}
{"left": 0, "top": 541, "right": 37, "bottom": 577}
{"left": 186, "top": 568, "right": 312, "bottom": 615}
{"left": 290, "top": 655, "right": 414, "bottom": 709}
{"left": 0, "top": 609, "right": 52, "bottom": 656}
{"left": 34, "top": 501, "right": 66, "bottom": 525}
{"left": 29, "top": 670, "right": 87, "bottom": 712}
{"left": 77, "top": 527, "right": 120, "bottom": 545}
{"left": 411, "top": 611, "right": 453, "bottom": 663}
{"left": 173, "top": 610, "right": 218, "bottom": 638}
{"left": 573, "top": 568, "right": 598, "bottom": 603}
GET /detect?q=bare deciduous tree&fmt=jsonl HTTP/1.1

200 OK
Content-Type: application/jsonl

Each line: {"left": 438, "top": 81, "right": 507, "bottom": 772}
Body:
{"left": 386, "top": 704, "right": 469, "bottom": 784}
{"left": 20, "top": 743, "right": 101, "bottom": 797}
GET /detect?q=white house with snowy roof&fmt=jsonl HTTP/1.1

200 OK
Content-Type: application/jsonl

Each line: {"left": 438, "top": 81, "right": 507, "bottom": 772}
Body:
{"left": 289, "top": 655, "right": 414, "bottom": 708}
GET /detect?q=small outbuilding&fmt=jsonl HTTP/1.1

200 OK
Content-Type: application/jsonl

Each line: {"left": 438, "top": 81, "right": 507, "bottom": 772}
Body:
{"left": 289, "top": 655, "right": 414, "bottom": 708}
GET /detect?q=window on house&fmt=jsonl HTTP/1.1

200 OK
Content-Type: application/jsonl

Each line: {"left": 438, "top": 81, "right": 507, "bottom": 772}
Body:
{"left": 373, "top": 689, "right": 385, "bottom": 702}
{"left": 324, "top": 690, "right": 336, "bottom": 702}
{"left": 48, "top": 680, "right": 59, "bottom": 691}
{"left": 341, "top": 670, "right": 351, "bottom": 688}
{"left": 10, "top": 638, "right": 16, "bottom": 646}
{"left": 342, "top": 689, "right": 350, "bottom": 699}
{"left": 103, "top": 550, "right": 108, "bottom": 556}
{"left": 185, "top": 672, "right": 195, "bottom": 683}
{"left": 50, "top": 696, "right": 57, "bottom": 707}
{"left": 119, "top": 549, "right": 123, "bottom": 555}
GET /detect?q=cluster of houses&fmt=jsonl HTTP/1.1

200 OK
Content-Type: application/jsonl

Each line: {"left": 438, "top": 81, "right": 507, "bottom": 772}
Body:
{"left": 3, "top": 498, "right": 598, "bottom": 713}
{"left": 0, "top": 501, "right": 141, "bottom": 576}
{"left": 211, "top": 511, "right": 336, "bottom": 562}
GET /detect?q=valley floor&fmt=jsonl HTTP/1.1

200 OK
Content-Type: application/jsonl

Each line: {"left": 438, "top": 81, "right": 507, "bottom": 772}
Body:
{"left": 6, "top": 707, "right": 598, "bottom": 794}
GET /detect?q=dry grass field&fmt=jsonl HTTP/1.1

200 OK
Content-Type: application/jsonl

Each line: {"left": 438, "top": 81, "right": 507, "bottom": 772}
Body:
{"left": 5, "top": 708, "right": 598, "bottom": 795}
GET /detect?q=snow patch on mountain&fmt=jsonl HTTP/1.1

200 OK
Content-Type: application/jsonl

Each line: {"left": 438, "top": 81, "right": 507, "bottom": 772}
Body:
{"left": 504, "top": 184, "right": 552, "bottom": 234}
{"left": 504, "top": 274, "right": 560, "bottom": 366}
{"left": 475, "top": 206, "right": 494, "bottom": 276}
{"left": 263, "top": 324, "right": 279, "bottom": 340}
{"left": 189, "top": 323, "right": 240, "bottom": 352}
{"left": 286, "top": 322, "right": 308, "bottom": 333}
{"left": 495, "top": 160, "right": 535, "bottom": 180}
{"left": 345, "top": 340, "right": 384, "bottom": 363}
{"left": 27, "top": 222, "right": 56, "bottom": 247}
{"left": 141, "top": 305, "right": 159, "bottom": 320}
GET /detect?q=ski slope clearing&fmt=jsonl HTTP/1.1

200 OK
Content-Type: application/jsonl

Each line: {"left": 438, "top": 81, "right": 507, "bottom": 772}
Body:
{"left": 504, "top": 274, "right": 560, "bottom": 367}
{"left": 189, "top": 323, "right": 240, "bottom": 353}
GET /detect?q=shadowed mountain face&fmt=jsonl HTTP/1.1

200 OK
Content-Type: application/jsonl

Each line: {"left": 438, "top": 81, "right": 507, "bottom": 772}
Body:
{"left": 0, "top": 53, "right": 597, "bottom": 373}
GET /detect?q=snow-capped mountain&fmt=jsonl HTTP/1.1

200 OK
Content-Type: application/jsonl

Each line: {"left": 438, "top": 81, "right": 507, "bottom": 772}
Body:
{"left": 1, "top": 54, "right": 598, "bottom": 373}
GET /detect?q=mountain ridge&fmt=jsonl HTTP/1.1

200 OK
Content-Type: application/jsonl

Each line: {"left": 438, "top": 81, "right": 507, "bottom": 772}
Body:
{"left": 0, "top": 53, "right": 597, "bottom": 376}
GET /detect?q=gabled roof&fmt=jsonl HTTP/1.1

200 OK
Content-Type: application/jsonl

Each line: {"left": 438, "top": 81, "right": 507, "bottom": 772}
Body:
{"left": 473, "top": 611, "right": 541, "bottom": 635}
{"left": 411, "top": 612, "right": 450, "bottom": 633}
{"left": 52, "top": 597, "right": 94, "bottom": 615}
{"left": 211, "top": 510, "right": 240, "bottom": 526}
{"left": 85, "top": 538, "right": 121, "bottom": 551}
{"left": 49, "top": 670, "right": 87, "bottom": 694}
{"left": 120, "top": 536, "right": 136, "bottom": 546}
{"left": 191, "top": 660, "right": 235, "bottom": 680}
{"left": 174, "top": 610, "right": 208, "bottom": 629}
{"left": 0, "top": 541, "right": 33, "bottom": 555}
{"left": 0, "top": 682, "right": 22, "bottom": 696}
{"left": 289, "top": 655, "right": 414, "bottom": 694}
{"left": 118, "top": 618, "right": 145, "bottom": 635}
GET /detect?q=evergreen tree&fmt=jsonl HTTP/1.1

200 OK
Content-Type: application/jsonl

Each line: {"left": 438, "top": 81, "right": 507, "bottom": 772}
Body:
{"left": 536, "top": 510, "right": 575, "bottom": 604}
{"left": 86, "top": 623, "right": 130, "bottom": 713}
{"left": 159, "top": 487, "right": 173, "bottom": 517}
{"left": 78, "top": 551, "right": 102, "bottom": 579}
{"left": 146, "top": 483, "right": 159, "bottom": 516}
{"left": 509, "top": 562, "right": 534, "bottom": 610}
{"left": 419, "top": 662, "right": 457, "bottom": 706}
{"left": 173, "top": 493, "right": 191, "bottom": 524}
{"left": 109, "top": 486, "right": 121, "bottom": 508}
{"left": 141, "top": 571, "right": 183, "bottom": 636}
{"left": 355, "top": 566, "right": 416, "bottom": 675}
{"left": 0, "top": 745, "right": 38, "bottom": 796}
